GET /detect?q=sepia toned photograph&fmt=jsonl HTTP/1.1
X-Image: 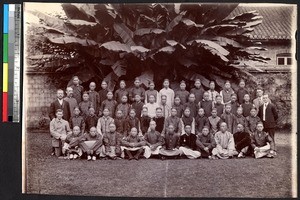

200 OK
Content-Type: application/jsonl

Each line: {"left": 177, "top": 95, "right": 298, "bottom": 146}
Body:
{"left": 22, "top": 2, "right": 297, "bottom": 198}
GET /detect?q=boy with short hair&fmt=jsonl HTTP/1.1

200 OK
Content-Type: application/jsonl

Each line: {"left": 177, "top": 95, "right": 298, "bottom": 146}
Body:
{"left": 233, "top": 107, "right": 247, "bottom": 134}
{"left": 50, "top": 109, "right": 72, "bottom": 157}
{"left": 175, "top": 80, "right": 190, "bottom": 105}
{"left": 85, "top": 107, "right": 99, "bottom": 132}
{"left": 125, "top": 109, "right": 142, "bottom": 136}
{"left": 251, "top": 122, "right": 276, "bottom": 158}
{"left": 145, "top": 81, "right": 159, "bottom": 104}
{"left": 180, "top": 107, "right": 195, "bottom": 135}
{"left": 212, "top": 122, "right": 238, "bottom": 159}
{"left": 213, "top": 95, "right": 224, "bottom": 117}
{"left": 199, "top": 91, "right": 213, "bottom": 117}
{"left": 241, "top": 94, "right": 254, "bottom": 117}
{"left": 195, "top": 108, "right": 209, "bottom": 135}
{"left": 236, "top": 79, "right": 249, "bottom": 105}
{"left": 144, "top": 121, "right": 163, "bottom": 159}
{"left": 121, "top": 127, "right": 146, "bottom": 160}
{"left": 160, "top": 95, "right": 171, "bottom": 118}
{"left": 99, "top": 91, "right": 117, "bottom": 117}
{"left": 64, "top": 87, "right": 78, "bottom": 118}
{"left": 114, "top": 80, "right": 129, "bottom": 104}
{"left": 159, "top": 124, "right": 181, "bottom": 160}
{"left": 114, "top": 110, "right": 126, "bottom": 135}
{"left": 131, "top": 94, "right": 145, "bottom": 119}
{"left": 163, "top": 107, "right": 182, "bottom": 135}
{"left": 220, "top": 80, "right": 235, "bottom": 105}
{"left": 144, "top": 94, "right": 160, "bottom": 118}
{"left": 116, "top": 95, "right": 131, "bottom": 118}
{"left": 80, "top": 127, "right": 103, "bottom": 161}
{"left": 64, "top": 126, "right": 85, "bottom": 160}
{"left": 220, "top": 104, "right": 236, "bottom": 134}
{"left": 98, "top": 80, "right": 109, "bottom": 107}
{"left": 190, "top": 79, "right": 205, "bottom": 104}
{"left": 234, "top": 124, "right": 251, "bottom": 158}
{"left": 103, "top": 123, "right": 123, "bottom": 159}
{"left": 70, "top": 76, "right": 83, "bottom": 104}
{"left": 184, "top": 93, "right": 199, "bottom": 118}
{"left": 79, "top": 92, "right": 93, "bottom": 120}
{"left": 159, "top": 79, "right": 175, "bottom": 108}
{"left": 96, "top": 108, "right": 115, "bottom": 136}
{"left": 245, "top": 107, "right": 261, "bottom": 134}
{"left": 173, "top": 96, "right": 184, "bottom": 118}
{"left": 208, "top": 108, "right": 221, "bottom": 135}
{"left": 196, "top": 126, "right": 216, "bottom": 159}
{"left": 179, "top": 125, "right": 201, "bottom": 159}
{"left": 207, "top": 81, "right": 219, "bottom": 103}
{"left": 88, "top": 82, "right": 100, "bottom": 113}
{"left": 129, "top": 77, "right": 145, "bottom": 103}
{"left": 153, "top": 107, "right": 165, "bottom": 134}
{"left": 69, "top": 107, "right": 85, "bottom": 134}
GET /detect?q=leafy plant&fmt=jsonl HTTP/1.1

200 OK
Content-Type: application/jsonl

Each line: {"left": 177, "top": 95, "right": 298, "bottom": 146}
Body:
{"left": 25, "top": 3, "right": 270, "bottom": 90}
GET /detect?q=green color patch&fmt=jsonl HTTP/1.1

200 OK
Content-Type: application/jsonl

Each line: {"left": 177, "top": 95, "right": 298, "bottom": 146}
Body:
{"left": 3, "top": 34, "right": 8, "bottom": 62}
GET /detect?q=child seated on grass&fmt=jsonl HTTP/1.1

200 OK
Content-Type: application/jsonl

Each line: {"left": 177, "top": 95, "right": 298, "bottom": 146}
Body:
{"left": 159, "top": 124, "right": 181, "bottom": 160}
{"left": 143, "top": 121, "right": 163, "bottom": 159}
{"left": 50, "top": 109, "right": 72, "bottom": 157}
{"left": 63, "top": 126, "right": 85, "bottom": 160}
{"left": 196, "top": 126, "right": 216, "bottom": 159}
{"left": 212, "top": 122, "right": 238, "bottom": 159}
{"left": 80, "top": 127, "right": 103, "bottom": 161}
{"left": 179, "top": 125, "right": 201, "bottom": 159}
{"left": 233, "top": 124, "right": 251, "bottom": 158}
{"left": 103, "top": 123, "right": 123, "bottom": 160}
{"left": 251, "top": 122, "right": 276, "bottom": 159}
{"left": 121, "top": 127, "right": 146, "bottom": 160}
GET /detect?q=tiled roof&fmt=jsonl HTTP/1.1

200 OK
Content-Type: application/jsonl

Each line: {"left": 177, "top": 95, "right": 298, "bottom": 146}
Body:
{"left": 227, "top": 5, "right": 296, "bottom": 40}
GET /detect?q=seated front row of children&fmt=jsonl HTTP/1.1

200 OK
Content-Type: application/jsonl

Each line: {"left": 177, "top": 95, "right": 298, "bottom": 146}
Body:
{"left": 52, "top": 108, "right": 275, "bottom": 161}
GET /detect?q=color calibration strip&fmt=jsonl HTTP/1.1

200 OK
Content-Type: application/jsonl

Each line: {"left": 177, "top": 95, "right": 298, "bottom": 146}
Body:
{"left": 2, "top": 4, "right": 21, "bottom": 122}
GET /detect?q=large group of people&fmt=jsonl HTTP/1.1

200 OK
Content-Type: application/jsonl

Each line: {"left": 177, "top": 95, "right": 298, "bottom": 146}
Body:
{"left": 49, "top": 76, "right": 278, "bottom": 161}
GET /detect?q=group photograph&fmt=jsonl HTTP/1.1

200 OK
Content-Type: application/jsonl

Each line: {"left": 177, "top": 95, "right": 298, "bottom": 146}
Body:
{"left": 22, "top": 2, "right": 297, "bottom": 198}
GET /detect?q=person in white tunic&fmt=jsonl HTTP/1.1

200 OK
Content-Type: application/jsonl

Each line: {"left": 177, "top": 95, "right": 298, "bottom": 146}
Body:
{"left": 158, "top": 79, "right": 175, "bottom": 108}
{"left": 212, "top": 122, "right": 238, "bottom": 159}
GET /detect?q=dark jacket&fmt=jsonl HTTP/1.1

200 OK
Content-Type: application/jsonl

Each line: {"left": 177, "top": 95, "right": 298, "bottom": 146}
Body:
{"left": 49, "top": 99, "right": 71, "bottom": 121}
{"left": 258, "top": 103, "right": 278, "bottom": 128}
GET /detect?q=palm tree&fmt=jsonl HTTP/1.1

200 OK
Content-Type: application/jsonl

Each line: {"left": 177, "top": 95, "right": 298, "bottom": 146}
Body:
{"left": 25, "top": 3, "right": 269, "bottom": 90}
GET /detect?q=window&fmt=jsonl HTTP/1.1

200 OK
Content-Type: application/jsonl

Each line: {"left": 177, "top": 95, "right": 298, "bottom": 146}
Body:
{"left": 276, "top": 53, "right": 292, "bottom": 65}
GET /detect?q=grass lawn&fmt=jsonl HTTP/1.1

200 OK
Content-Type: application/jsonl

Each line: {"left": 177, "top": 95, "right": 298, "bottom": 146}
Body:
{"left": 25, "top": 129, "right": 294, "bottom": 198}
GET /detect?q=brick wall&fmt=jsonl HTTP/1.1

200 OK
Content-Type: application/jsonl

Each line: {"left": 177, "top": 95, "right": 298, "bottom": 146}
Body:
{"left": 25, "top": 73, "right": 57, "bottom": 128}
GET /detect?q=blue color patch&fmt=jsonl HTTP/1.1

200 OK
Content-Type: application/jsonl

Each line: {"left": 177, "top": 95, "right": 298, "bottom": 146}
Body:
{"left": 3, "top": 4, "right": 9, "bottom": 33}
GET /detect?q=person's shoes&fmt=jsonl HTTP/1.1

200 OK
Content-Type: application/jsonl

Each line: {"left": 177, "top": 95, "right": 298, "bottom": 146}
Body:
{"left": 87, "top": 155, "right": 91, "bottom": 161}
{"left": 73, "top": 154, "right": 78, "bottom": 159}
{"left": 92, "top": 156, "right": 96, "bottom": 161}
{"left": 208, "top": 156, "right": 212, "bottom": 159}
{"left": 237, "top": 152, "right": 245, "bottom": 158}
{"left": 112, "top": 156, "right": 117, "bottom": 160}
{"left": 51, "top": 152, "right": 55, "bottom": 156}
{"left": 211, "top": 155, "right": 218, "bottom": 160}
{"left": 69, "top": 154, "right": 74, "bottom": 160}
{"left": 134, "top": 156, "right": 139, "bottom": 160}
{"left": 267, "top": 153, "right": 274, "bottom": 158}
{"left": 128, "top": 157, "right": 133, "bottom": 160}
{"left": 161, "top": 156, "right": 166, "bottom": 160}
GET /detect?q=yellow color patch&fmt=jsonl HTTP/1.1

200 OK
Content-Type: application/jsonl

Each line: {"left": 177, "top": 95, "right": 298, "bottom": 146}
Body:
{"left": 3, "top": 63, "right": 8, "bottom": 92}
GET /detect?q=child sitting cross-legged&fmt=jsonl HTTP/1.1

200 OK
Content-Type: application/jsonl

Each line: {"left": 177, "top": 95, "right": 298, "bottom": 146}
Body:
{"left": 63, "top": 126, "right": 85, "bottom": 160}
{"left": 121, "top": 127, "right": 146, "bottom": 160}
{"left": 143, "top": 121, "right": 163, "bottom": 159}
{"left": 80, "top": 127, "right": 103, "bottom": 161}
{"left": 196, "top": 126, "right": 216, "bottom": 159}
{"left": 159, "top": 124, "right": 181, "bottom": 160}
{"left": 102, "top": 123, "right": 123, "bottom": 160}
{"left": 179, "top": 125, "right": 201, "bottom": 159}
